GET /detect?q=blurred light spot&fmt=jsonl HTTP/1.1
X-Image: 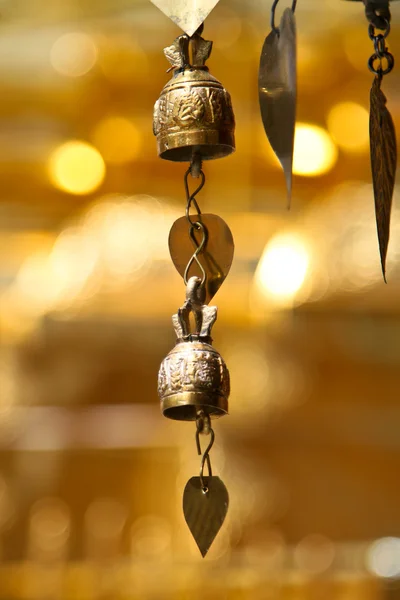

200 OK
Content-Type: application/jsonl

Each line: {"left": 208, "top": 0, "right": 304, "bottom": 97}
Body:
{"left": 85, "top": 498, "right": 128, "bottom": 541}
{"left": 294, "top": 534, "right": 335, "bottom": 574}
{"left": 87, "top": 201, "right": 149, "bottom": 278}
{"left": 29, "top": 498, "right": 70, "bottom": 557}
{"left": 16, "top": 251, "right": 61, "bottom": 314}
{"left": 293, "top": 123, "right": 338, "bottom": 176}
{"left": 256, "top": 233, "right": 309, "bottom": 300}
{"left": 15, "top": 228, "right": 97, "bottom": 314}
{"left": 131, "top": 515, "right": 172, "bottom": 560}
{"left": 48, "top": 141, "right": 105, "bottom": 195}
{"left": 50, "top": 32, "right": 97, "bottom": 77}
{"left": 327, "top": 102, "right": 369, "bottom": 153}
{"left": 366, "top": 537, "right": 400, "bottom": 578}
{"left": 92, "top": 116, "right": 141, "bottom": 164}
{"left": 83, "top": 195, "right": 176, "bottom": 281}
{"left": 49, "top": 227, "right": 98, "bottom": 307}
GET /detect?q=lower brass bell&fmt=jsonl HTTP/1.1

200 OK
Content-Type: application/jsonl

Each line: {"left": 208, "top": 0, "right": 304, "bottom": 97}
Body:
{"left": 153, "top": 30, "right": 235, "bottom": 162}
{"left": 158, "top": 277, "right": 230, "bottom": 421}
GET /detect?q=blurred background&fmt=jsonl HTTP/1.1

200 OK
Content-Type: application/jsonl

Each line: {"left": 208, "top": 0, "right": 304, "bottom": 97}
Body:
{"left": 0, "top": 0, "right": 399, "bottom": 597}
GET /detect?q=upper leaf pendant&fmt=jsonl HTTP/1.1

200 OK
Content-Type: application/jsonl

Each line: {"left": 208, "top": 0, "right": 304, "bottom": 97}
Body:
{"left": 370, "top": 75, "right": 397, "bottom": 281}
{"left": 259, "top": 6, "right": 297, "bottom": 206}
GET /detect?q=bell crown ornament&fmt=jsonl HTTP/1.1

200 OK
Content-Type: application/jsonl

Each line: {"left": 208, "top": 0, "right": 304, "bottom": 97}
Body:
{"left": 153, "top": 29, "right": 235, "bottom": 162}
{"left": 158, "top": 277, "right": 230, "bottom": 421}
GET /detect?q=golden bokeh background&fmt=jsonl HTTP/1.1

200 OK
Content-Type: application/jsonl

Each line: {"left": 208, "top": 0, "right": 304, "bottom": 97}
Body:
{"left": 0, "top": 0, "right": 399, "bottom": 597}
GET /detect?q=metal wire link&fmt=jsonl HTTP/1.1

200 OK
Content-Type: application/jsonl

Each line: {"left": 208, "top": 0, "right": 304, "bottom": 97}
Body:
{"left": 271, "top": 0, "right": 297, "bottom": 34}
{"left": 195, "top": 412, "right": 214, "bottom": 493}
{"left": 184, "top": 167, "right": 205, "bottom": 225}
{"left": 183, "top": 167, "right": 208, "bottom": 287}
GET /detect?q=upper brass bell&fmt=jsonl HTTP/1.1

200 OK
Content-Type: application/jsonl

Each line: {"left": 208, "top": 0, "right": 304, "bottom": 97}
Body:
{"left": 158, "top": 277, "right": 230, "bottom": 421}
{"left": 153, "top": 30, "right": 235, "bottom": 162}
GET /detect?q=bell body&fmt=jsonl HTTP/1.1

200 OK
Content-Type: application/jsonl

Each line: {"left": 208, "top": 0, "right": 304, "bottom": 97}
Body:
{"left": 153, "top": 68, "right": 235, "bottom": 162}
{"left": 158, "top": 338, "right": 230, "bottom": 421}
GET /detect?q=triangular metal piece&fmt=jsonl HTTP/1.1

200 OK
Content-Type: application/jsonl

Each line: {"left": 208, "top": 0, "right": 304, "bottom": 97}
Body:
{"left": 150, "top": 0, "right": 221, "bottom": 37}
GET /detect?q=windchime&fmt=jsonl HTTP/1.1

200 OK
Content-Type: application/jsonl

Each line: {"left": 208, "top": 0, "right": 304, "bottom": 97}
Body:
{"left": 150, "top": 0, "right": 397, "bottom": 556}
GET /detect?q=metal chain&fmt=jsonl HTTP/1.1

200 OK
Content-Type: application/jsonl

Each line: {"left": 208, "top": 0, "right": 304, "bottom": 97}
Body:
{"left": 365, "top": 2, "right": 394, "bottom": 76}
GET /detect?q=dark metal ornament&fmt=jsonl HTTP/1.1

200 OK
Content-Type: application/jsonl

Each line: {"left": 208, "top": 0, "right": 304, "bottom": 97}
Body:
{"left": 183, "top": 475, "right": 229, "bottom": 557}
{"left": 370, "top": 75, "right": 397, "bottom": 281}
{"left": 259, "top": 3, "right": 297, "bottom": 205}
{"left": 363, "top": 2, "right": 397, "bottom": 280}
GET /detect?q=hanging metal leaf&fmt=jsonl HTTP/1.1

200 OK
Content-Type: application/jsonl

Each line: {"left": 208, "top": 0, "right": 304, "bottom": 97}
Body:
{"left": 259, "top": 8, "right": 297, "bottom": 206}
{"left": 183, "top": 476, "right": 229, "bottom": 557}
{"left": 370, "top": 75, "right": 397, "bottom": 281}
{"left": 168, "top": 213, "right": 234, "bottom": 304}
{"left": 150, "top": 0, "right": 221, "bottom": 37}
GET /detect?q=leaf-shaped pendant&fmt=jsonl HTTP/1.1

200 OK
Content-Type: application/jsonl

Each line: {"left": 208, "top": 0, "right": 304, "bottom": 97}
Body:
{"left": 168, "top": 213, "right": 234, "bottom": 304}
{"left": 370, "top": 75, "right": 397, "bottom": 281}
{"left": 150, "top": 0, "right": 221, "bottom": 37}
{"left": 183, "top": 476, "right": 229, "bottom": 557}
{"left": 259, "top": 8, "right": 297, "bottom": 206}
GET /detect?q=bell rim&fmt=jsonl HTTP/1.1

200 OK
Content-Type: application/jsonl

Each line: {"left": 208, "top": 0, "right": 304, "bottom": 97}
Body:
{"left": 157, "top": 130, "right": 235, "bottom": 162}
{"left": 161, "top": 392, "right": 228, "bottom": 421}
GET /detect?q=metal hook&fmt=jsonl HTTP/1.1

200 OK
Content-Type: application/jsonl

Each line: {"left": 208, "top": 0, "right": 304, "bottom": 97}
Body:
{"left": 195, "top": 419, "right": 215, "bottom": 493}
{"left": 271, "top": 0, "right": 297, "bottom": 34}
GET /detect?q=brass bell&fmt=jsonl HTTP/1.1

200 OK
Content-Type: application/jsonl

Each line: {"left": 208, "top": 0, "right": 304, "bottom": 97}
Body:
{"left": 153, "top": 30, "right": 235, "bottom": 162}
{"left": 158, "top": 277, "right": 230, "bottom": 421}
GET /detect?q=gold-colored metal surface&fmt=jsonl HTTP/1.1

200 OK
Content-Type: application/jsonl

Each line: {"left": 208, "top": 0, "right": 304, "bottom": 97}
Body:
{"left": 153, "top": 33, "right": 235, "bottom": 162}
{"left": 158, "top": 277, "right": 230, "bottom": 420}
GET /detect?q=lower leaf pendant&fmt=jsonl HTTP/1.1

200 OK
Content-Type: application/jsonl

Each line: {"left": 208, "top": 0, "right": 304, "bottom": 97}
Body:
{"left": 183, "top": 474, "right": 229, "bottom": 557}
